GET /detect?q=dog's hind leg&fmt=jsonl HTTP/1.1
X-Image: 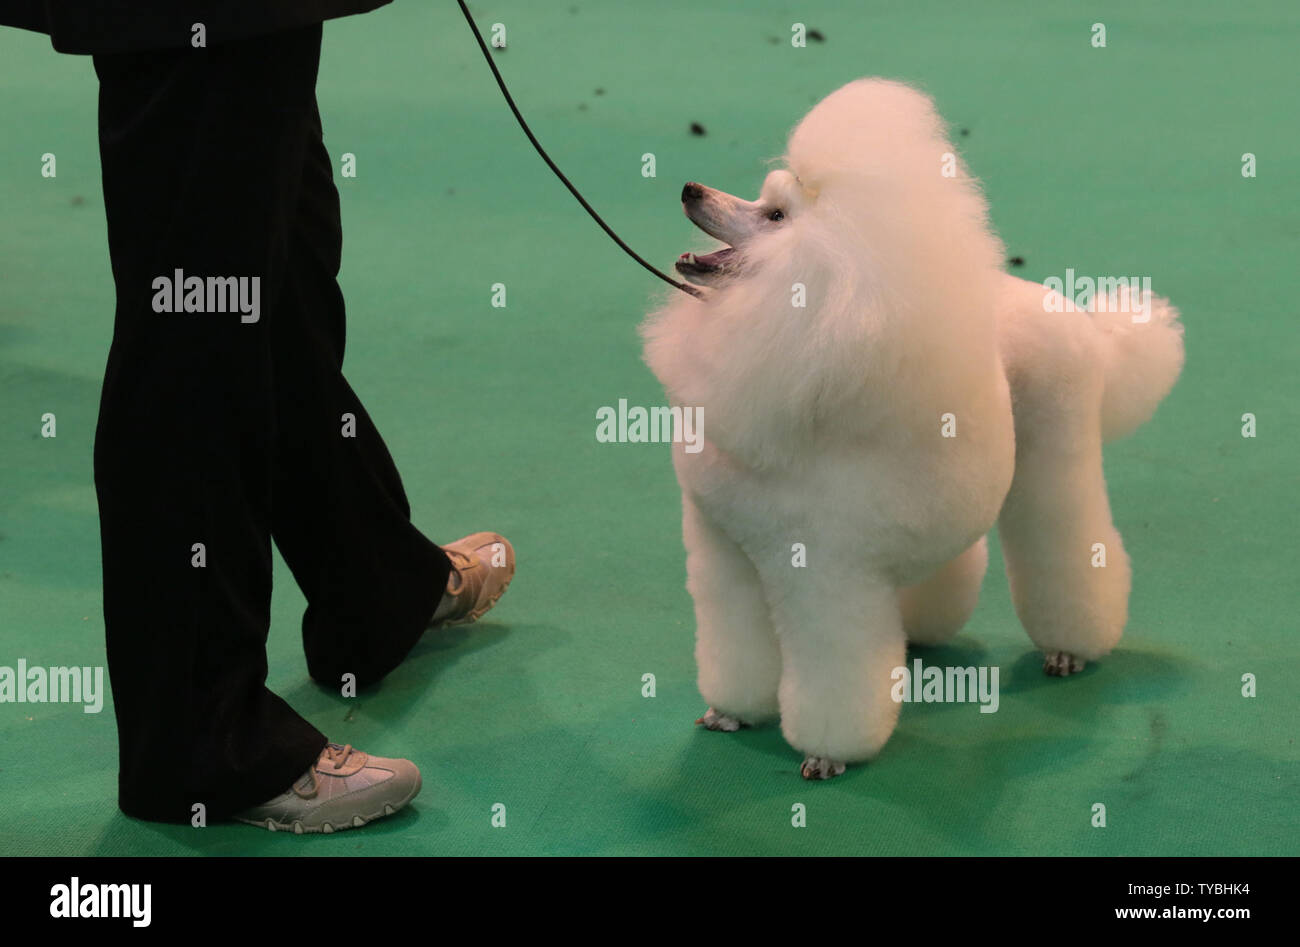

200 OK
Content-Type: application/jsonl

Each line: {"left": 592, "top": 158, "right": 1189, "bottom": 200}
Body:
{"left": 899, "top": 537, "right": 989, "bottom": 646}
{"left": 997, "top": 417, "right": 1130, "bottom": 676}
{"left": 682, "top": 497, "right": 782, "bottom": 727}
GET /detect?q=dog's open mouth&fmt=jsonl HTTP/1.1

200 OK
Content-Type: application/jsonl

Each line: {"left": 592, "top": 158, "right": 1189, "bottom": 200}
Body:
{"left": 676, "top": 246, "right": 737, "bottom": 278}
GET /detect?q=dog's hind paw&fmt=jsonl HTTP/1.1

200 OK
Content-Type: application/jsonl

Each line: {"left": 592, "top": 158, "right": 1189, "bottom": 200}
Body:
{"left": 695, "top": 707, "right": 745, "bottom": 732}
{"left": 800, "top": 756, "right": 847, "bottom": 780}
{"left": 1043, "top": 651, "right": 1086, "bottom": 676}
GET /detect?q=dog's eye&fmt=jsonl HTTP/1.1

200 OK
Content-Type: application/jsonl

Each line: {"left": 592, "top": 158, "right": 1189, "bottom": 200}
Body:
{"left": 768, "top": 209, "right": 785, "bottom": 222}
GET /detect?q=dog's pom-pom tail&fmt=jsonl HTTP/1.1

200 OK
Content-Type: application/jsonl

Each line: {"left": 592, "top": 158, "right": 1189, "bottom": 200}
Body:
{"left": 1090, "top": 284, "right": 1185, "bottom": 442}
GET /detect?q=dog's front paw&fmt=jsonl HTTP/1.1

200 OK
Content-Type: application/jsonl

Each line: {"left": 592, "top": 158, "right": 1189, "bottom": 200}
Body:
{"left": 1043, "top": 651, "right": 1086, "bottom": 676}
{"left": 800, "top": 756, "right": 847, "bottom": 780}
{"left": 695, "top": 707, "right": 745, "bottom": 732}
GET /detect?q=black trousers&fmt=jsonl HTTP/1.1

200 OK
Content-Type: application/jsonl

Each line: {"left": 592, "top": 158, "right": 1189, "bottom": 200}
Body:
{"left": 92, "top": 23, "right": 452, "bottom": 823}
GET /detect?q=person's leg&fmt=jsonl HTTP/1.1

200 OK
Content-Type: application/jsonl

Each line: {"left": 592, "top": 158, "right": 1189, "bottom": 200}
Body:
{"left": 92, "top": 26, "right": 330, "bottom": 823}
{"left": 266, "top": 100, "right": 452, "bottom": 689}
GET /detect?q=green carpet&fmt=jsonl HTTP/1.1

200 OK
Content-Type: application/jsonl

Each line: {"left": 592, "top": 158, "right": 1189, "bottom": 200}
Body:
{"left": 0, "top": 0, "right": 1295, "bottom": 856}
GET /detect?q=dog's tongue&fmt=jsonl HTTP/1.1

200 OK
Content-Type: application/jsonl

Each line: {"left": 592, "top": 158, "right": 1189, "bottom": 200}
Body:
{"left": 678, "top": 247, "right": 735, "bottom": 271}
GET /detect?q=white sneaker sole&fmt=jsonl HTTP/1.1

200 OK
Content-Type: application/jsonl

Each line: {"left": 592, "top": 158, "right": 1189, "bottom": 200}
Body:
{"left": 234, "top": 771, "right": 422, "bottom": 835}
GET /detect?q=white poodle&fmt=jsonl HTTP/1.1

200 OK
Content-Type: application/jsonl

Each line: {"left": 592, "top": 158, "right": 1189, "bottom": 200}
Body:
{"left": 641, "top": 78, "right": 1184, "bottom": 779}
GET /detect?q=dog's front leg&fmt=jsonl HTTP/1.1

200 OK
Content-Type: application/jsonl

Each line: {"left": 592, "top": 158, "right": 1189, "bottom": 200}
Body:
{"left": 682, "top": 497, "right": 782, "bottom": 728}
{"left": 765, "top": 568, "right": 907, "bottom": 779}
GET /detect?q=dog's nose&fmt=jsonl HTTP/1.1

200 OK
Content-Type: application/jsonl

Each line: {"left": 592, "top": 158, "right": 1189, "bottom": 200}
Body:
{"left": 681, "top": 182, "right": 704, "bottom": 203}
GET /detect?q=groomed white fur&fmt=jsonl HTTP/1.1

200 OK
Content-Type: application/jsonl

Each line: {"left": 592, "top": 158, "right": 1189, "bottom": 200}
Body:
{"left": 641, "top": 78, "right": 1184, "bottom": 775}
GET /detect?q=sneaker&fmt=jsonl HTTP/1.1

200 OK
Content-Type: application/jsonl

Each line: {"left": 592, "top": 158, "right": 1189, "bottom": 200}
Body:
{"left": 232, "top": 743, "right": 421, "bottom": 834}
{"left": 430, "top": 532, "right": 515, "bottom": 627}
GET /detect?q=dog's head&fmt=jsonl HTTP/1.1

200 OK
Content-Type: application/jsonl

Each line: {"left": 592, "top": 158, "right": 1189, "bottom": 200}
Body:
{"left": 644, "top": 79, "right": 1006, "bottom": 468}
{"left": 673, "top": 79, "right": 1001, "bottom": 295}
{"left": 674, "top": 170, "right": 810, "bottom": 287}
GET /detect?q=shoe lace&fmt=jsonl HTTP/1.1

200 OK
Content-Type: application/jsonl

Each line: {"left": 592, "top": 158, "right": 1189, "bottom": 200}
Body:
{"left": 444, "top": 549, "right": 472, "bottom": 593}
{"left": 292, "top": 743, "right": 354, "bottom": 800}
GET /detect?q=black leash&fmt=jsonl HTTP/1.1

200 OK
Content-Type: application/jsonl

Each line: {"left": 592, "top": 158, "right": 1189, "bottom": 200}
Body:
{"left": 455, "top": 0, "right": 702, "bottom": 299}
